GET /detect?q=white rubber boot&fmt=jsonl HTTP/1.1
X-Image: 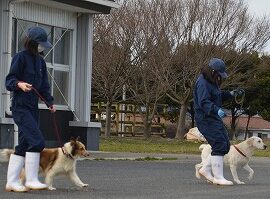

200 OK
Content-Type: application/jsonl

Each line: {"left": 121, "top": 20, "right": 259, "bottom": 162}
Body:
{"left": 211, "top": 156, "right": 233, "bottom": 186}
{"left": 25, "top": 152, "right": 48, "bottom": 190}
{"left": 199, "top": 155, "right": 214, "bottom": 183}
{"left": 6, "top": 154, "right": 28, "bottom": 192}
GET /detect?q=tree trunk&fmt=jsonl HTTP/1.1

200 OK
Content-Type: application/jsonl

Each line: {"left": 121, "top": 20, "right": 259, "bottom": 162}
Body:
{"left": 105, "top": 100, "right": 112, "bottom": 138}
{"left": 143, "top": 105, "right": 151, "bottom": 138}
{"left": 143, "top": 120, "right": 151, "bottom": 138}
{"left": 244, "top": 115, "right": 251, "bottom": 140}
{"left": 175, "top": 102, "right": 188, "bottom": 139}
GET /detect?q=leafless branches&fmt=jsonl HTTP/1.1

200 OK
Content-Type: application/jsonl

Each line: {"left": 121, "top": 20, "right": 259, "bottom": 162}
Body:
{"left": 93, "top": 0, "right": 270, "bottom": 138}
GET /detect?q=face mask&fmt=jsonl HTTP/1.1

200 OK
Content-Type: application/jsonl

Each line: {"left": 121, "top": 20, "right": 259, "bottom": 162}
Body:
{"left": 38, "top": 44, "right": 45, "bottom": 53}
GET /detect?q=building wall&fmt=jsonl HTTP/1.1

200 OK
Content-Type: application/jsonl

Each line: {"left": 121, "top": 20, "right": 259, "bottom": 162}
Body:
{"left": 0, "top": 1, "right": 78, "bottom": 118}
{"left": 12, "top": 1, "right": 77, "bottom": 29}
{"left": 10, "top": 1, "right": 95, "bottom": 122}
{"left": 0, "top": 0, "right": 3, "bottom": 118}
{"left": 252, "top": 131, "right": 270, "bottom": 139}
{"left": 0, "top": 0, "right": 98, "bottom": 148}
{"left": 0, "top": 0, "right": 9, "bottom": 118}
{"left": 39, "top": 109, "right": 74, "bottom": 147}
{"left": 236, "top": 130, "right": 270, "bottom": 140}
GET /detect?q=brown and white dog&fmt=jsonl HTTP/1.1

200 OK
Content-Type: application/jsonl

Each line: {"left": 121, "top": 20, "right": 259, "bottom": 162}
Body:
{"left": 1, "top": 137, "right": 90, "bottom": 190}
{"left": 195, "top": 136, "right": 267, "bottom": 184}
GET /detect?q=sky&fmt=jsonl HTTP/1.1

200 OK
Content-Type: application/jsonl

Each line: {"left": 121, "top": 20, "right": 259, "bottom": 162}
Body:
{"left": 246, "top": 0, "right": 270, "bottom": 17}
{"left": 245, "top": 0, "right": 270, "bottom": 53}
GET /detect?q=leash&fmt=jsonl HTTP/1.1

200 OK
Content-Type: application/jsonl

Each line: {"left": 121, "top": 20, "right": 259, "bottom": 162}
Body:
{"left": 233, "top": 145, "right": 247, "bottom": 158}
{"left": 31, "top": 86, "right": 63, "bottom": 147}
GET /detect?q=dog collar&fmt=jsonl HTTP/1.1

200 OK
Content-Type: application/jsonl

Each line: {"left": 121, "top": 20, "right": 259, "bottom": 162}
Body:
{"left": 233, "top": 145, "right": 247, "bottom": 158}
{"left": 61, "top": 147, "right": 74, "bottom": 159}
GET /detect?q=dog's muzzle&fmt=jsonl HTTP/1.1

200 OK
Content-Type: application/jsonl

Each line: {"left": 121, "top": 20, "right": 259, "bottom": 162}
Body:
{"left": 82, "top": 151, "right": 90, "bottom": 157}
{"left": 263, "top": 145, "right": 267, "bottom": 150}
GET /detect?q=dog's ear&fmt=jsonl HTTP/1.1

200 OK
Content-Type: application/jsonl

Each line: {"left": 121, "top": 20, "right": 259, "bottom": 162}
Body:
{"left": 70, "top": 137, "right": 76, "bottom": 145}
{"left": 247, "top": 137, "right": 255, "bottom": 146}
{"left": 76, "top": 136, "right": 80, "bottom": 141}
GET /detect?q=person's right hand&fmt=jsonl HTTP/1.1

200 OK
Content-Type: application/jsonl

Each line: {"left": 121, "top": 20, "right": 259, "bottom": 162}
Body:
{"left": 49, "top": 105, "right": 56, "bottom": 113}
{"left": 218, "top": 108, "right": 226, "bottom": 118}
{"left": 17, "top": 82, "right": 32, "bottom": 92}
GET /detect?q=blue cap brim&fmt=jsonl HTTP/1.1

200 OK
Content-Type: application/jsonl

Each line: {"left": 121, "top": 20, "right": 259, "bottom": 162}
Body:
{"left": 39, "top": 41, "right": 52, "bottom": 49}
{"left": 219, "top": 72, "right": 228, "bottom": 79}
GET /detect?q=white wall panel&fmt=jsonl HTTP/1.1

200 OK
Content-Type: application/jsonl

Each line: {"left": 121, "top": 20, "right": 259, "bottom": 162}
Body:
{"left": 0, "top": 0, "right": 11, "bottom": 118}
{"left": 74, "top": 14, "right": 93, "bottom": 122}
{"left": 13, "top": 1, "right": 77, "bottom": 29}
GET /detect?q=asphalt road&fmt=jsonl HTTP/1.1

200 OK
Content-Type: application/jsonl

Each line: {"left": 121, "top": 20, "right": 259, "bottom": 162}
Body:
{"left": 0, "top": 155, "right": 269, "bottom": 199}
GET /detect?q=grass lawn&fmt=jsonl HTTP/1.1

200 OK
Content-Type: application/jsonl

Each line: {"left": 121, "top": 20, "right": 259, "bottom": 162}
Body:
{"left": 100, "top": 137, "right": 270, "bottom": 157}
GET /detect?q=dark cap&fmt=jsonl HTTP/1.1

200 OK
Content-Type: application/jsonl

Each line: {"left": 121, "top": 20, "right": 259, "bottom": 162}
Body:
{"left": 208, "top": 58, "right": 228, "bottom": 79}
{"left": 27, "top": 27, "right": 52, "bottom": 49}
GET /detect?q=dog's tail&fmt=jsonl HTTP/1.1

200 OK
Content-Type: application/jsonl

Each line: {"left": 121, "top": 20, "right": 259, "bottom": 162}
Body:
{"left": 0, "top": 149, "right": 14, "bottom": 162}
{"left": 199, "top": 144, "right": 208, "bottom": 151}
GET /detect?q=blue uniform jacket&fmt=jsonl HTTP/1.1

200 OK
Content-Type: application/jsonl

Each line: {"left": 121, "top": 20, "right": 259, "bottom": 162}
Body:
{"left": 193, "top": 74, "right": 231, "bottom": 130}
{"left": 5, "top": 50, "right": 53, "bottom": 110}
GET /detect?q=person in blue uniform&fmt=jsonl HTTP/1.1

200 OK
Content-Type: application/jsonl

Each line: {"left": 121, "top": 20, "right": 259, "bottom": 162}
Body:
{"left": 193, "top": 58, "right": 238, "bottom": 186}
{"left": 5, "top": 27, "right": 56, "bottom": 192}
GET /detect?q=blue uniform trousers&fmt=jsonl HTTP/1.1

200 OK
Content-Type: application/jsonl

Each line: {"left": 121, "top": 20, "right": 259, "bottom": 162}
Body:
{"left": 12, "top": 109, "right": 45, "bottom": 157}
{"left": 196, "top": 119, "right": 230, "bottom": 156}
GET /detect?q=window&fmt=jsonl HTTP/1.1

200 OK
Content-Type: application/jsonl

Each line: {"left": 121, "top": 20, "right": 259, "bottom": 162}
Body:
{"left": 12, "top": 19, "right": 73, "bottom": 108}
{"left": 258, "top": 133, "right": 267, "bottom": 140}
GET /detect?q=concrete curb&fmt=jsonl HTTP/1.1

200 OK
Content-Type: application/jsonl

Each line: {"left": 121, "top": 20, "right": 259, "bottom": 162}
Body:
{"left": 86, "top": 151, "right": 270, "bottom": 162}
{"left": 87, "top": 157, "right": 174, "bottom": 161}
{"left": 86, "top": 151, "right": 200, "bottom": 161}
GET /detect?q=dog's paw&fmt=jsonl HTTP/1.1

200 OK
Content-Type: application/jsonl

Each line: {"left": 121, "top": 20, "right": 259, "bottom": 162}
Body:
{"left": 195, "top": 172, "right": 201, "bottom": 179}
{"left": 235, "top": 180, "right": 245, "bottom": 185}
{"left": 80, "top": 183, "right": 89, "bottom": 188}
{"left": 248, "top": 174, "right": 254, "bottom": 181}
{"left": 195, "top": 164, "right": 202, "bottom": 179}
{"left": 48, "top": 186, "right": 56, "bottom": 191}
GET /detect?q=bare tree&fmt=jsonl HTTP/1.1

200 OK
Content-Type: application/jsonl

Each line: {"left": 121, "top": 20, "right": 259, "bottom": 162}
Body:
{"left": 93, "top": 0, "right": 142, "bottom": 137}
{"left": 126, "top": 0, "right": 180, "bottom": 137}
{"left": 165, "top": 0, "right": 270, "bottom": 138}
{"left": 93, "top": 0, "right": 270, "bottom": 139}
{"left": 128, "top": 40, "right": 173, "bottom": 137}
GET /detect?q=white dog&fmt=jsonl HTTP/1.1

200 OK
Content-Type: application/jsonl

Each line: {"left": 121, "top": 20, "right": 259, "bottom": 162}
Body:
{"left": 195, "top": 136, "right": 267, "bottom": 184}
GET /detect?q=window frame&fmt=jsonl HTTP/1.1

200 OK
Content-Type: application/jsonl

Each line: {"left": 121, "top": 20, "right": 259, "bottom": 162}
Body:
{"left": 11, "top": 18, "right": 75, "bottom": 111}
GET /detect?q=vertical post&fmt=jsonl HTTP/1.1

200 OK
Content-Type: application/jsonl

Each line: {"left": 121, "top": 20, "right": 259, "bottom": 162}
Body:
{"left": 97, "top": 101, "right": 101, "bottom": 122}
{"left": 116, "top": 103, "right": 119, "bottom": 135}
{"left": 75, "top": 14, "right": 93, "bottom": 122}
{"left": 132, "top": 105, "right": 136, "bottom": 136}
{"left": 121, "top": 85, "right": 126, "bottom": 134}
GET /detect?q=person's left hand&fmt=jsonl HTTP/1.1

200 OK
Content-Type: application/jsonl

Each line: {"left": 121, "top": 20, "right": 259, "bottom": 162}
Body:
{"left": 230, "top": 88, "right": 245, "bottom": 97}
{"left": 49, "top": 105, "right": 56, "bottom": 113}
{"left": 218, "top": 108, "right": 226, "bottom": 118}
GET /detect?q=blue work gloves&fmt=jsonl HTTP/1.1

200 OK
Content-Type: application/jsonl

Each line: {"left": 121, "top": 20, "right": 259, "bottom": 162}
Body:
{"left": 230, "top": 88, "right": 245, "bottom": 97}
{"left": 218, "top": 108, "right": 226, "bottom": 118}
